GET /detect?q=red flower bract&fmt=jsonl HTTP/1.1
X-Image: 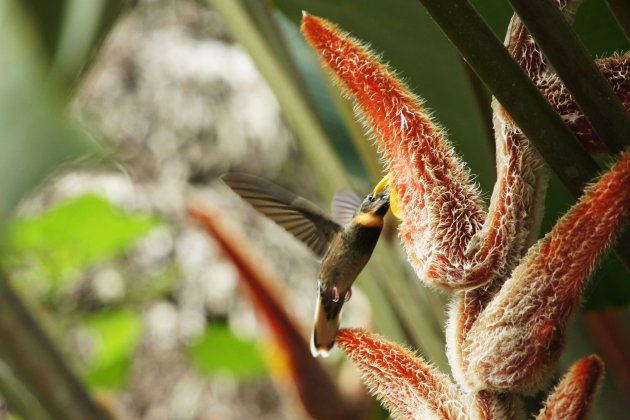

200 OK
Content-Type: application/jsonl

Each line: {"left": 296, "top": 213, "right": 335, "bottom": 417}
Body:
{"left": 337, "top": 329, "right": 468, "bottom": 419}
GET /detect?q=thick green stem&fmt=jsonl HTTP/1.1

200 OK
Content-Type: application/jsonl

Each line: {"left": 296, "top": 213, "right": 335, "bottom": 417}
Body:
{"left": 508, "top": 0, "right": 630, "bottom": 154}
{"left": 414, "top": 0, "right": 599, "bottom": 193}
{"left": 412, "top": 0, "right": 630, "bottom": 273}
{"left": 0, "top": 274, "right": 109, "bottom": 420}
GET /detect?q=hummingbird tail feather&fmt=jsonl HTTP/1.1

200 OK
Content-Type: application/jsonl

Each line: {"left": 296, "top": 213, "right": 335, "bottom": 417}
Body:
{"left": 310, "top": 294, "right": 340, "bottom": 358}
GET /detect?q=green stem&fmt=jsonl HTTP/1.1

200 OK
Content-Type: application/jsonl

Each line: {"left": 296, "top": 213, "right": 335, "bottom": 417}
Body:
{"left": 0, "top": 274, "right": 109, "bottom": 420}
{"left": 411, "top": 0, "right": 630, "bottom": 273}
{"left": 0, "top": 362, "right": 50, "bottom": 420}
{"left": 414, "top": 0, "right": 599, "bottom": 194}
{"left": 461, "top": 59, "right": 495, "bottom": 162}
{"left": 508, "top": 0, "right": 630, "bottom": 154}
{"left": 604, "top": 0, "right": 630, "bottom": 42}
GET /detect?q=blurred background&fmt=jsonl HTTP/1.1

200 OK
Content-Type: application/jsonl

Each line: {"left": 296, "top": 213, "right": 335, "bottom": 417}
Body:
{"left": 1, "top": 0, "right": 629, "bottom": 418}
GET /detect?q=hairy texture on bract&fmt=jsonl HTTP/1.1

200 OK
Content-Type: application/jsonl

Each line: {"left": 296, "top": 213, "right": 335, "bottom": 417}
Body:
{"left": 539, "top": 53, "right": 630, "bottom": 154}
{"left": 463, "top": 151, "right": 630, "bottom": 393}
{"left": 504, "top": 0, "right": 629, "bottom": 155}
{"left": 446, "top": 6, "right": 553, "bottom": 388}
{"left": 302, "top": 14, "right": 546, "bottom": 291}
{"left": 468, "top": 390, "right": 525, "bottom": 420}
{"left": 446, "top": 281, "right": 501, "bottom": 390}
{"left": 336, "top": 329, "right": 468, "bottom": 419}
{"left": 536, "top": 355, "right": 604, "bottom": 420}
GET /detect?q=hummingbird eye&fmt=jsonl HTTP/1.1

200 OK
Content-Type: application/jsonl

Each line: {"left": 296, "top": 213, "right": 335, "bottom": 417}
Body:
{"left": 367, "top": 193, "right": 374, "bottom": 202}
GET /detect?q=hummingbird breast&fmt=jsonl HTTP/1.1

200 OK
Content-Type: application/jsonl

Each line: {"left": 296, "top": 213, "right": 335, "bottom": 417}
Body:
{"left": 319, "top": 223, "right": 382, "bottom": 290}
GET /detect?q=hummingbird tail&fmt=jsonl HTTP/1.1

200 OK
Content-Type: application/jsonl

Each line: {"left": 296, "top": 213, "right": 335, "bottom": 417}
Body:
{"left": 310, "top": 293, "right": 341, "bottom": 357}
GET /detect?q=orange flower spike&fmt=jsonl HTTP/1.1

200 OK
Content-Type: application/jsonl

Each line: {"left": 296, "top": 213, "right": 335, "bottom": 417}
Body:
{"left": 463, "top": 151, "right": 630, "bottom": 393}
{"left": 302, "top": 14, "right": 529, "bottom": 290}
{"left": 336, "top": 329, "right": 468, "bottom": 420}
{"left": 536, "top": 355, "right": 604, "bottom": 420}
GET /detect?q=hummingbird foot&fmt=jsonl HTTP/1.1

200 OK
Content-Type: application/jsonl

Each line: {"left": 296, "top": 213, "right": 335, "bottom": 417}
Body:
{"left": 331, "top": 286, "right": 352, "bottom": 304}
{"left": 332, "top": 286, "right": 340, "bottom": 303}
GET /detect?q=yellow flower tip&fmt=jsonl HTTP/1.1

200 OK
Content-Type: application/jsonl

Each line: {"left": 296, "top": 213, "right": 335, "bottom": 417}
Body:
{"left": 389, "top": 188, "right": 404, "bottom": 220}
{"left": 372, "top": 173, "right": 404, "bottom": 220}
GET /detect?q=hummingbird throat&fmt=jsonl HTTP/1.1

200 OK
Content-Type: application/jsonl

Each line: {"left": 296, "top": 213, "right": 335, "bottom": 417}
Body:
{"left": 353, "top": 211, "right": 384, "bottom": 227}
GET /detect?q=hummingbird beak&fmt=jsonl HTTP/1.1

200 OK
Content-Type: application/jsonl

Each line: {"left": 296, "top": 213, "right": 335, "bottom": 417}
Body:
{"left": 310, "top": 293, "right": 341, "bottom": 357}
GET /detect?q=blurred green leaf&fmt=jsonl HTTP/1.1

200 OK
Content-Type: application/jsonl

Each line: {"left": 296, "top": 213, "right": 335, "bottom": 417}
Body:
{"left": 187, "top": 323, "right": 267, "bottom": 379}
{"left": 0, "top": 1, "right": 92, "bottom": 224}
{"left": 83, "top": 309, "right": 142, "bottom": 389}
{"left": 20, "top": 0, "right": 64, "bottom": 60}
{"left": 3, "top": 194, "right": 159, "bottom": 289}
{"left": 22, "top": 0, "right": 127, "bottom": 90}
{"left": 573, "top": 0, "right": 629, "bottom": 54}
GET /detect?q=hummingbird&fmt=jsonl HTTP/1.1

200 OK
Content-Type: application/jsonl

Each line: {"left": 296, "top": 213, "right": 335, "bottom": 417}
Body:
{"left": 221, "top": 173, "right": 390, "bottom": 357}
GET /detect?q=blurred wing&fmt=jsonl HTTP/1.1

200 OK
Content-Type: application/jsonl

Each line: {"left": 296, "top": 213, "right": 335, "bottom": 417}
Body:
{"left": 222, "top": 173, "right": 340, "bottom": 258}
{"left": 331, "top": 190, "right": 362, "bottom": 226}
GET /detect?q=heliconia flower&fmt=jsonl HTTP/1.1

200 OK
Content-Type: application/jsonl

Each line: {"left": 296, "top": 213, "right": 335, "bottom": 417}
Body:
{"left": 299, "top": 0, "right": 628, "bottom": 415}
{"left": 536, "top": 355, "right": 604, "bottom": 420}
{"left": 446, "top": 2, "right": 628, "bottom": 393}
{"left": 336, "top": 328, "right": 469, "bottom": 419}
{"left": 187, "top": 202, "right": 364, "bottom": 420}
{"left": 462, "top": 151, "right": 630, "bottom": 393}
{"left": 301, "top": 13, "right": 545, "bottom": 292}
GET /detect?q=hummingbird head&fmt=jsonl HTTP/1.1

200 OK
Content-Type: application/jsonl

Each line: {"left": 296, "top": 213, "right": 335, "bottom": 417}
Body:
{"left": 359, "top": 189, "right": 391, "bottom": 217}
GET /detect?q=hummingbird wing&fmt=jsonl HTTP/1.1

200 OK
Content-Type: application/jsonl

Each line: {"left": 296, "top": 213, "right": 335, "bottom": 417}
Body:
{"left": 331, "top": 190, "right": 362, "bottom": 226}
{"left": 221, "top": 173, "right": 341, "bottom": 258}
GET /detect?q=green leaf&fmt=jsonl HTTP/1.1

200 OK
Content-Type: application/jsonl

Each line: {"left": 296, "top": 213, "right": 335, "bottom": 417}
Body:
{"left": 187, "top": 323, "right": 267, "bottom": 379}
{"left": 0, "top": 1, "right": 92, "bottom": 224}
{"left": 3, "top": 194, "right": 160, "bottom": 289}
{"left": 83, "top": 309, "right": 142, "bottom": 389}
{"left": 22, "top": 0, "right": 127, "bottom": 90}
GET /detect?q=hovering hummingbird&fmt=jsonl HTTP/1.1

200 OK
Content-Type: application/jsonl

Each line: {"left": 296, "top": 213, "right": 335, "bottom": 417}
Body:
{"left": 222, "top": 173, "right": 390, "bottom": 357}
